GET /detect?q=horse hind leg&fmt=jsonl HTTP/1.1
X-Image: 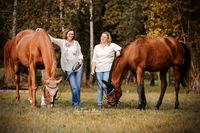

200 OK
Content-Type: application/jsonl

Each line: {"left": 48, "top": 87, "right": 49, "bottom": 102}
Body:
{"left": 14, "top": 64, "right": 20, "bottom": 101}
{"left": 155, "top": 70, "right": 167, "bottom": 109}
{"left": 173, "top": 66, "right": 181, "bottom": 109}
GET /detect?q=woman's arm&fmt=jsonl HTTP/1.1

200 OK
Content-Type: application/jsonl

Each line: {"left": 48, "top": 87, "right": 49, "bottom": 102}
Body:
{"left": 48, "top": 34, "right": 63, "bottom": 47}
{"left": 91, "top": 62, "right": 96, "bottom": 75}
{"left": 91, "top": 46, "right": 97, "bottom": 75}
{"left": 113, "top": 43, "right": 122, "bottom": 56}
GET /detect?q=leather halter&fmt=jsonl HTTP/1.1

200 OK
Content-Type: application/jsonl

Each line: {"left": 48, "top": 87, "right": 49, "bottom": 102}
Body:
{"left": 45, "top": 83, "right": 58, "bottom": 97}
{"left": 107, "top": 87, "right": 121, "bottom": 106}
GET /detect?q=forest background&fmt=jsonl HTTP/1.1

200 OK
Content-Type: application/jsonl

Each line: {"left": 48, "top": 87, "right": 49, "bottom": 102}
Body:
{"left": 0, "top": 0, "right": 199, "bottom": 90}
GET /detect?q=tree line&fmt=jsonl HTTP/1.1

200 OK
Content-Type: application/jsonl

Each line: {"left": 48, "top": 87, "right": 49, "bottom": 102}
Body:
{"left": 0, "top": 0, "right": 199, "bottom": 90}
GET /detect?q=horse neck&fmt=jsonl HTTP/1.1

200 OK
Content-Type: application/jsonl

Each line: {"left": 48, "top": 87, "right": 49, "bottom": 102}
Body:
{"left": 111, "top": 57, "right": 129, "bottom": 88}
{"left": 36, "top": 31, "right": 57, "bottom": 80}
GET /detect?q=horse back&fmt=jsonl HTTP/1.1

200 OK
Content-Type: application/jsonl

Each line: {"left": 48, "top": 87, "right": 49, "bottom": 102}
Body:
{"left": 126, "top": 37, "right": 180, "bottom": 71}
{"left": 16, "top": 33, "right": 36, "bottom": 67}
{"left": 15, "top": 29, "right": 35, "bottom": 45}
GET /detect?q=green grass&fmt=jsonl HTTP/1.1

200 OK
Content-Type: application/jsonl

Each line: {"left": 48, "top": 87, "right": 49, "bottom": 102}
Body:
{"left": 0, "top": 83, "right": 200, "bottom": 133}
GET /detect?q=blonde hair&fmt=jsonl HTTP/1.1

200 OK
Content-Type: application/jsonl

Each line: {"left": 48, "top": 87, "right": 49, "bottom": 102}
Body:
{"left": 101, "top": 31, "right": 112, "bottom": 45}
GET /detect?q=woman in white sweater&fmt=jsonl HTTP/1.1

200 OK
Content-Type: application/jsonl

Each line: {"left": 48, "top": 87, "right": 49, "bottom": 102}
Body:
{"left": 49, "top": 27, "right": 83, "bottom": 108}
{"left": 91, "top": 32, "right": 121, "bottom": 110}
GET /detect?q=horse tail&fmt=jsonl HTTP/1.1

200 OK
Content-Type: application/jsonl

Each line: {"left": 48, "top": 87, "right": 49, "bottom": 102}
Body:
{"left": 180, "top": 43, "right": 191, "bottom": 86}
{"left": 3, "top": 39, "right": 16, "bottom": 83}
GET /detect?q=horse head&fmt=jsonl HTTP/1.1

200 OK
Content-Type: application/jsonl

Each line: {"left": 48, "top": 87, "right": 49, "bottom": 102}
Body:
{"left": 102, "top": 80, "right": 122, "bottom": 108}
{"left": 43, "top": 78, "right": 62, "bottom": 107}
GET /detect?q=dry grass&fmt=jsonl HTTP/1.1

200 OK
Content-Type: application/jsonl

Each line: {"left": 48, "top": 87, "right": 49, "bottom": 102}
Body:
{"left": 0, "top": 83, "right": 200, "bottom": 133}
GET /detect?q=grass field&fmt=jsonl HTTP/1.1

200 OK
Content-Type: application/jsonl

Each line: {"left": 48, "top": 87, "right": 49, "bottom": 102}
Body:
{"left": 0, "top": 83, "right": 200, "bottom": 133}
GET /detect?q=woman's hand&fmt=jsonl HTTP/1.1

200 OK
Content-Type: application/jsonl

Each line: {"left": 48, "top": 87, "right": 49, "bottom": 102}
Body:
{"left": 35, "top": 28, "right": 43, "bottom": 31}
{"left": 79, "top": 60, "right": 83, "bottom": 64}
{"left": 116, "top": 50, "right": 121, "bottom": 57}
{"left": 91, "top": 71, "right": 95, "bottom": 76}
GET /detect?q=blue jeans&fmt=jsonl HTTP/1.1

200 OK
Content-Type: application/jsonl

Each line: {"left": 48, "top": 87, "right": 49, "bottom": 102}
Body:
{"left": 65, "top": 65, "right": 83, "bottom": 106}
{"left": 96, "top": 71, "right": 110, "bottom": 106}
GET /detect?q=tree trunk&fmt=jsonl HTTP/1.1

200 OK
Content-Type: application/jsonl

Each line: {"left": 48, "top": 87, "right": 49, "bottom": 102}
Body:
{"left": 59, "top": 0, "right": 65, "bottom": 33}
{"left": 12, "top": 0, "right": 17, "bottom": 38}
{"left": 89, "top": 0, "right": 94, "bottom": 83}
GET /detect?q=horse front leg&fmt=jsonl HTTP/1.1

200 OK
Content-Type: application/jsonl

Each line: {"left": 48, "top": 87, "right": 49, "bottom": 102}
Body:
{"left": 173, "top": 66, "right": 181, "bottom": 109}
{"left": 27, "top": 74, "right": 33, "bottom": 104}
{"left": 41, "top": 87, "right": 47, "bottom": 106}
{"left": 155, "top": 71, "right": 167, "bottom": 109}
{"left": 14, "top": 64, "right": 20, "bottom": 101}
{"left": 29, "top": 63, "right": 37, "bottom": 107}
{"left": 136, "top": 68, "right": 146, "bottom": 109}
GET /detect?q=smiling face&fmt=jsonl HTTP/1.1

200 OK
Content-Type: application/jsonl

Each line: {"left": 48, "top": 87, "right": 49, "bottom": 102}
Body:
{"left": 66, "top": 30, "right": 75, "bottom": 41}
{"left": 100, "top": 33, "right": 109, "bottom": 44}
{"left": 100, "top": 32, "right": 112, "bottom": 45}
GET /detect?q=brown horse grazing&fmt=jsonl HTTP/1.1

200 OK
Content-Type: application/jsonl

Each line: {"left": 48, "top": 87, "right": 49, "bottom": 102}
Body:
{"left": 103, "top": 37, "right": 191, "bottom": 109}
{"left": 4, "top": 28, "right": 61, "bottom": 107}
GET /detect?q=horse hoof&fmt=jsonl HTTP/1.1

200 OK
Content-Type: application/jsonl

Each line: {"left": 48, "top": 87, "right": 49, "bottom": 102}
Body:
{"left": 154, "top": 105, "right": 160, "bottom": 110}
{"left": 47, "top": 104, "right": 54, "bottom": 108}
{"left": 16, "top": 99, "right": 20, "bottom": 102}
{"left": 174, "top": 106, "right": 179, "bottom": 109}
{"left": 136, "top": 104, "right": 145, "bottom": 110}
{"left": 50, "top": 104, "right": 54, "bottom": 108}
{"left": 41, "top": 102, "right": 47, "bottom": 106}
{"left": 32, "top": 105, "right": 37, "bottom": 108}
{"left": 28, "top": 98, "right": 32, "bottom": 104}
{"left": 16, "top": 97, "right": 20, "bottom": 102}
{"left": 175, "top": 103, "right": 179, "bottom": 109}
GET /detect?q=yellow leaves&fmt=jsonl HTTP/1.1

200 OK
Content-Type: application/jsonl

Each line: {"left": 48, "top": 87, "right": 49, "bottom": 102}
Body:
{"left": 144, "top": 0, "right": 183, "bottom": 38}
{"left": 147, "top": 28, "right": 165, "bottom": 38}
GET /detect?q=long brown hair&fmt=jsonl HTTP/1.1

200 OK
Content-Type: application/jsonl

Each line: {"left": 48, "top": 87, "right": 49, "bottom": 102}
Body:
{"left": 63, "top": 27, "right": 75, "bottom": 40}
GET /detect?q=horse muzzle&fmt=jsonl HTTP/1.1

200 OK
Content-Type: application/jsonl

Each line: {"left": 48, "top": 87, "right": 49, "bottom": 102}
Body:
{"left": 44, "top": 83, "right": 59, "bottom": 107}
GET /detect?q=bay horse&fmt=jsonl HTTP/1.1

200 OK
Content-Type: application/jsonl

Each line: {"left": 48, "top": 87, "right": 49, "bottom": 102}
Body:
{"left": 103, "top": 37, "right": 191, "bottom": 109}
{"left": 4, "top": 28, "right": 61, "bottom": 107}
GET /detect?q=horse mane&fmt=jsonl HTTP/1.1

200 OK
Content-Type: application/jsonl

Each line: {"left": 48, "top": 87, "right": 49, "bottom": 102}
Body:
{"left": 108, "top": 40, "right": 135, "bottom": 83}
{"left": 35, "top": 29, "right": 57, "bottom": 79}
{"left": 108, "top": 37, "right": 147, "bottom": 83}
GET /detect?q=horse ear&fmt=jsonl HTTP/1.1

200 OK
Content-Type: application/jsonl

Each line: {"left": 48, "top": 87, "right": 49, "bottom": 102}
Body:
{"left": 102, "top": 80, "right": 111, "bottom": 88}
{"left": 55, "top": 79, "right": 62, "bottom": 84}
{"left": 44, "top": 79, "right": 49, "bottom": 84}
{"left": 102, "top": 80, "right": 116, "bottom": 96}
